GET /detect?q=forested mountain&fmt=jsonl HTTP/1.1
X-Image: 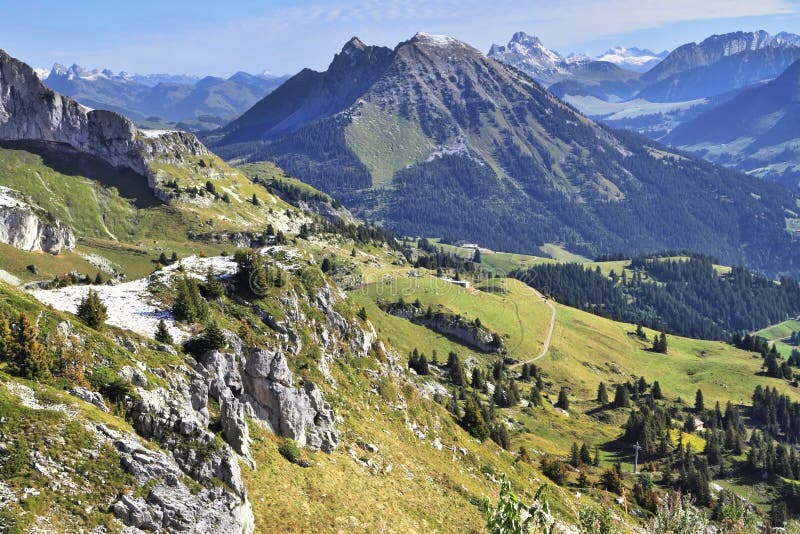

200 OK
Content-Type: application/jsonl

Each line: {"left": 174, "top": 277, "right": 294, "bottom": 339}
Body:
{"left": 511, "top": 255, "right": 800, "bottom": 340}
{"left": 666, "top": 59, "right": 800, "bottom": 187}
{"left": 42, "top": 63, "right": 288, "bottom": 130}
{"left": 211, "top": 33, "right": 800, "bottom": 276}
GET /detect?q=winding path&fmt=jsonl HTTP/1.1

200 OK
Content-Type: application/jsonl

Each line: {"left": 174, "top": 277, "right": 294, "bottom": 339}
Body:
{"left": 512, "top": 284, "right": 557, "bottom": 366}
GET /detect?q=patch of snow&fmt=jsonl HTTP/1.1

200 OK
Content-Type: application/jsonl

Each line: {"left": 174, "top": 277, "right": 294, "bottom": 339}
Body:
{"left": 139, "top": 129, "right": 175, "bottom": 139}
{"left": 27, "top": 255, "right": 239, "bottom": 342}
{"left": 415, "top": 32, "right": 462, "bottom": 47}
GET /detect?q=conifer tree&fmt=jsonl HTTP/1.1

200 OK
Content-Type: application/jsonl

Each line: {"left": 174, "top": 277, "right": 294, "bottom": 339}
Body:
{"left": 77, "top": 289, "right": 108, "bottom": 330}
{"left": 12, "top": 313, "right": 50, "bottom": 380}
{"left": 204, "top": 267, "right": 225, "bottom": 299}
{"left": 0, "top": 316, "right": 11, "bottom": 362}
{"left": 471, "top": 367, "right": 483, "bottom": 389}
{"left": 154, "top": 319, "right": 173, "bottom": 344}
{"left": 570, "top": 442, "right": 581, "bottom": 467}
{"left": 556, "top": 386, "right": 570, "bottom": 411}
{"left": 461, "top": 396, "right": 489, "bottom": 440}
{"left": 597, "top": 381, "right": 609, "bottom": 405}
{"left": 614, "top": 384, "right": 630, "bottom": 408}
{"left": 652, "top": 380, "right": 663, "bottom": 400}
{"left": 204, "top": 320, "right": 227, "bottom": 350}
{"left": 580, "top": 443, "right": 592, "bottom": 465}
{"left": 695, "top": 389, "right": 705, "bottom": 412}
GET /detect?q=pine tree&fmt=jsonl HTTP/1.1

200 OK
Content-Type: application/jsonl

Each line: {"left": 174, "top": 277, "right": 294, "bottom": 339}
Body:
{"left": 13, "top": 313, "right": 50, "bottom": 380}
{"left": 695, "top": 389, "right": 705, "bottom": 412}
{"left": 614, "top": 384, "right": 630, "bottom": 408}
{"left": 652, "top": 381, "right": 663, "bottom": 400}
{"left": 0, "top": 316, "right": 12, "bottom": 362}
{"left": 204, "top": 321, "right": 227, "bottom": 350}
{"left": 76, "top": 289, "right": 108, "bottom": 330}
{"left": 204, "top": 267, "right": 225, "bottom": 299}
{"left": 570, "top": 442, "right": 581, "bottom": 467}
{"left": 556, "top": 386, "right": 570, "bottom": 411}
{"left": 461, "top": 397, "right": 489, "bottom": 440}
{"left": 597, "top": 381, "right": 609, "bottom": 405}
{"left": 251, "top": 193, "right": 259, "bottom": 206}
{"left": 357, "top": 307, "right": 368, "bottom": 321}
{"left": 473, "top": 248, "right": 481, "bottom": 263}
{"left": 580, "top": 443, "right": 592, "bottom": 465}
{"left": 350, "top": 247, "right": 357, "bottom": 257}
{"left": 154, "top": 319, "right": 173, "bottom": 344}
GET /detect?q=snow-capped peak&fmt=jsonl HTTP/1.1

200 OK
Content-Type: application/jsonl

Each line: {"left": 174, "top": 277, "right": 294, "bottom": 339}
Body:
{"left": 413, "top": 32, "right": 462, "bottom": 47}
{"left": 596, "top": 46, "right": 668, "bottom": 71}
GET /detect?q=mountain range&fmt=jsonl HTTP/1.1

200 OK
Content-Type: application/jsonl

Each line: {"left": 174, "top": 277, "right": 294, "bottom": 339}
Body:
{"left": 40, "top": 63, "right": 288, "bottom": 131}
{"left": 210, "top": 32, "right": 800, "bottom": 276}
{"left": 666, "top": 59, "right": 800, "bottom": 187}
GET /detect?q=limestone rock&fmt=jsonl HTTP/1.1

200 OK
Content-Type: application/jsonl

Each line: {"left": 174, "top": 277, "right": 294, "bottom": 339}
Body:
{"left": 69, "top": 386, "right": 108, "bottom": 413}
{"left": 0, "top": 187, "right": 75, "bottom": 254}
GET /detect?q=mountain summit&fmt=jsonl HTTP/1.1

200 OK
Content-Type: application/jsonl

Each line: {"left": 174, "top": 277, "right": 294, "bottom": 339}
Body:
{"left": 212, "top": 34, "right": 800, "bottom": 274}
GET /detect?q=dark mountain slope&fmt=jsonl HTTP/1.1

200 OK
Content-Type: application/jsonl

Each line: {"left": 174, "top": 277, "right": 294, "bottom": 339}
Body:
{"left": 211, "top": 34, "right": 800, "bottom": 276}
{"left": 666, "top": 59, "right": 800, "bottom": 186}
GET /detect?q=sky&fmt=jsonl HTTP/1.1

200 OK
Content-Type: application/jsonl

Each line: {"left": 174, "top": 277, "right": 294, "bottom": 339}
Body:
{"left": 3, "top": 0, "right": 800, "bottom": 77}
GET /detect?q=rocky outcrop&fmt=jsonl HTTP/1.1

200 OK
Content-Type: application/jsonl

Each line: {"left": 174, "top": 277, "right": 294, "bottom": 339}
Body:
{"left": 0, "top": 187, "right": 75, "bottom": 254}
{"left": 197, "top": 347, "right": 339, "bottom": 454}
{"left": 94, "top": 424, "right": 254, "bottom": 533}
{"left": 380, "top": 301, "right": 501, "bottom": 353}
{"left": 0, "top": 49, "right": 208, "bottom": 189}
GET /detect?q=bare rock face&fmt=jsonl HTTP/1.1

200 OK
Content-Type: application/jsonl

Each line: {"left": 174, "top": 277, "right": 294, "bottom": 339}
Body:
{"left": 0, "top": 187, "right": 75, "bottom": 254}
{"left": 198, "top": 348, "right": 339, "bottom": 454}
{"left": 96, "top": 425, "right": 254, "bottom": 533}
{"left": 0, "top": 49, "right": 208, "bottom": 186}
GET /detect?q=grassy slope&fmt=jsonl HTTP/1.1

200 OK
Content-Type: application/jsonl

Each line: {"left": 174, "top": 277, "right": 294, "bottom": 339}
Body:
{"left": 0, "top": 146, "right": 299, "bottom": 282}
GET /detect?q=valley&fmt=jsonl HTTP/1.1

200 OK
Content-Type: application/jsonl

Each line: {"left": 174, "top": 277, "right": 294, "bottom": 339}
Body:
{"left": 4, "top": 12, "right": 800, "bottom": 533}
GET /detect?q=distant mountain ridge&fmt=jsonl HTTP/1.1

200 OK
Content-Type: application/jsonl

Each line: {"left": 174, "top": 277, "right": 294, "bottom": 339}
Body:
{"left": 41, "top": 62, "right": 289, "bottom": 130}
{"left": 211, "top": 33, "right": 800, "bottom": 276}
{"left": 666, "top": 58, "right": 800, "bottom": 187}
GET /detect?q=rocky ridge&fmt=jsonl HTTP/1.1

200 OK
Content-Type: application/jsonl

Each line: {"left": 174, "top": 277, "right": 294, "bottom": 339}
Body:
{"left": 0, "top": 49, "right": 208, "bottom": 198}
{"left": 0, "top": 186, "right": 75, "bottom": 253}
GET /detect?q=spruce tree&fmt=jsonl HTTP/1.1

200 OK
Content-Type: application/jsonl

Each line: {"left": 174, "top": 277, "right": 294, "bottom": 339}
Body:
{"left": 13, "top": 313, "right": 50, "bottom": 380}
{"left": 0, "top": 316, "right": 11, "bottom": 362}
{"left": 154, "top": 319, "right": 173, "bottom": 344}
{"left": 556, "top": 386, "right": 570, "bottom": 411}
{"left": 614, "top": 384, "right": 630, "bottom": 408}
{"left": 204, "top": 320, "right": 227, "bottom": 350}
{"left": 76, "top": 289, "right": 108, "bottom": 330}
{"left": 695, "top": 389, "right": 705, "bottom": 412}
{"left": 570, "top": 442, "right": 581, "bottom": 467}
{"left": 461, "top": 397, "right": 489, "bottom": 440}
{"left": 652, "top": 381, "right": 663, "bottom": 400}
{"left": 597, "top": 381, "right": 609, "bottom": 405}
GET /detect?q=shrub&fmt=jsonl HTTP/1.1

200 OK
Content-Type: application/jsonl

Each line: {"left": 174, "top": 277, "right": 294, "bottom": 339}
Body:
{"left": 278, "top": 440, "right": 310, "bottom": 467}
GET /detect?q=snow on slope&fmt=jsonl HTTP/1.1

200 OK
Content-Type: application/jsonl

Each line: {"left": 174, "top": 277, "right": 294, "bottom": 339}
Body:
{"left": 29, "top": 255, "right": 238, "bottom": 342}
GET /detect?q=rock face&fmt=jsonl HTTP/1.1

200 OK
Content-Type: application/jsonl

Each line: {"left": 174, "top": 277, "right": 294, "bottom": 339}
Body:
{"left": 0, "top": 187, "right": 75, "bottom": 253}
{"left": 198, "top": 347, "right": 339, "bottom": 453}
{"left": 0, "top": 49, "right": 208, "bottom": 186}
{"left": 95, "top": 424, "right": 254, "bottom": 533}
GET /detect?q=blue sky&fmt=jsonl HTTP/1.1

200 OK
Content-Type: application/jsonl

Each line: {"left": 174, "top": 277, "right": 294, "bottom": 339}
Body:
{"left": 4, "top": 0, "right": 800, "bottom": 76}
